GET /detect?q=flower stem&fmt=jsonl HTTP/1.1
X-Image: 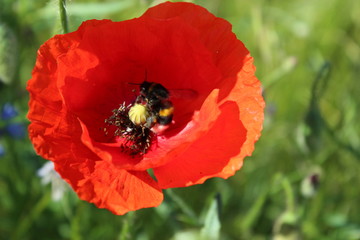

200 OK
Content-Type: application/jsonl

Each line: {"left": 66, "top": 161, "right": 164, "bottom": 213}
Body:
{"left": 281, "top": 177, "right": 295, "bottom": 211}
{"left": 118, "top": 212, "right": 134, "bottom": 240}
{"left": 59, "top": 0, "right": 69, "bottom": 33}
{"left": 166, "top": 189, "right": 199, "bottom": 225}
{"left": 12, "top": 191, "right": 51, "bottom": 239}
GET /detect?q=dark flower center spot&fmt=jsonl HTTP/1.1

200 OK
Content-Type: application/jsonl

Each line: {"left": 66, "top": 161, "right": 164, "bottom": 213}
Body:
{"left": 104, "top": 102, "right": 156, "bottom": 156}
{"left": 104, "top": 81, "right": 174, "bottom": 156}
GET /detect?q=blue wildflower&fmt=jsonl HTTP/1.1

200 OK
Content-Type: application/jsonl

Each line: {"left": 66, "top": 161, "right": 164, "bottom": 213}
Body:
{"left": 5, "top": 123, "right": 26, "bottom": 139}
{"left": 0, "top": 143, "right": 4, "bottom": 157}
{"left": 0, "top": 102, "right": 26, "bottom": 139}
{"left": 1, "top": 103, "right": 18, "bottom": 120}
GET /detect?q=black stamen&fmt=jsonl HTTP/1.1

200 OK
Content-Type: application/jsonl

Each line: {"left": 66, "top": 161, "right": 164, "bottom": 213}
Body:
{"left": 105, "top": 102, "right": 155, "bottom": 156}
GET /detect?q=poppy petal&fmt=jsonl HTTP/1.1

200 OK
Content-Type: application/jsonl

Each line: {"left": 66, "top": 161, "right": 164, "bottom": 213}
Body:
{"left": 142, "top": 2, "right": 248, "bottom": 79}
{"left": 78, "top": 161, "right": 163, "bottom": 215}
{"left": 153, "top": 101, "right": 246, "bottom": 188}
{"left": 219, "top": 56, "right": 265, "bottom": 177}
{"left": 145, "top": 2, "right": 264, "bottom": 185}
{"left": 27, "top": 25, "right": 164, "bottom": 214}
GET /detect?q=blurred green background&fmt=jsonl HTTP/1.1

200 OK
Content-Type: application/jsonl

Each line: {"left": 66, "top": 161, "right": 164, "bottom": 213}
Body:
{"left": 0, "top": 0, "right": 359, "bottom": 239}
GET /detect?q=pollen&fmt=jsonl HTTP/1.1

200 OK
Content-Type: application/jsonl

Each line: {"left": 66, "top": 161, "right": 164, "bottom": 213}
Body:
{"left": 104, "top": 102, "right": 155, "bottom": 156}
{"left": 128, "top": 103, "right": 149, "bottom": 125}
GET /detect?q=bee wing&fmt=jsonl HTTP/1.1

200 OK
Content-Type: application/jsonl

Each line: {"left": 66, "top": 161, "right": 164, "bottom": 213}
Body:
{"left": 169, "top": 88, "right": 199, "bottom": 100}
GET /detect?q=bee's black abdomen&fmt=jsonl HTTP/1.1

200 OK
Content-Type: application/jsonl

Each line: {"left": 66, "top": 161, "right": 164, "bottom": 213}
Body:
{"left": 158, "top": 115, "right": 173, "bottom": 125}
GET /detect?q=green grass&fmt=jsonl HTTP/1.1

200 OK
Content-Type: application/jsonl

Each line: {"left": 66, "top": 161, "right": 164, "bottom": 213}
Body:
{"left": 0, "top": 0, "right": 359, "bottom": 239}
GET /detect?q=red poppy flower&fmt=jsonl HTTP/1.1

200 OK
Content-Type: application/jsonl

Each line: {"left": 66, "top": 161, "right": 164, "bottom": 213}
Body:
{"left": 27, "top": 2, "right": 264, "bottom": 215}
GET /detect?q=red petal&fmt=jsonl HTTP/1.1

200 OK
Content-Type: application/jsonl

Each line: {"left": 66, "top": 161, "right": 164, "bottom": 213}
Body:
{"left": 56, "top": 17, "right": 226, "bottom": 170}
{"left": 28, "top": 110, "right": 97, "bottom": 191}
{"left": 79, "top": 161, "right": 163, "bottom": 215}
{"left": 142, "top": 2, "right": 247, "bottom": 79}
{"left": 29, "top": 109, "right": 163, "bottom": 215}
{"left": 78, "top": 89, "right": 221, "bottom": 171}
{"left": 140, "top": 89, "right": 221, "bottom": 169}
{"left": 27, "top": 22, "right": 164, "bottom": 214}
{"left": 153, "top": 101, "right": 246, "bottom": 188}
{"left": 219, "top": 56, "right": 265, "bottom": 177}
{"left": 145, "top": 2, "right": 264, "bottom": 183}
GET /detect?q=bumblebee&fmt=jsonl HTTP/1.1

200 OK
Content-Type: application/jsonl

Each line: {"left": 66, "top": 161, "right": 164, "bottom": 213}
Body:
{"left": 105, "top": 102, "right": 154, "bottom": 155}
{"left": 129, "top": 81, "right": 174, "bottom": 128}
{"left": 105, "top": 80, "right": 195, "bottom": 155}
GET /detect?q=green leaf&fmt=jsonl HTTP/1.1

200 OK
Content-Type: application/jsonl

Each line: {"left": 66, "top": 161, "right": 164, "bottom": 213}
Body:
{"left": 200, "top": 196, "right": 221, "bottom": 240}
{"left": 0, "top": 23, "right": 18, "bottom": 85}
{"left": 67, "top": 1, "right": 133, "bottom": 17}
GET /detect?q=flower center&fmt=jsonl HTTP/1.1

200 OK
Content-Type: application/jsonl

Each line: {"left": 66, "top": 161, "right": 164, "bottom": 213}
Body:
{"left": 104, "top": 81, "right": 173, "bottom": 155}
{"left": 105, "top": 102, "right": 155, "bottom": 155}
